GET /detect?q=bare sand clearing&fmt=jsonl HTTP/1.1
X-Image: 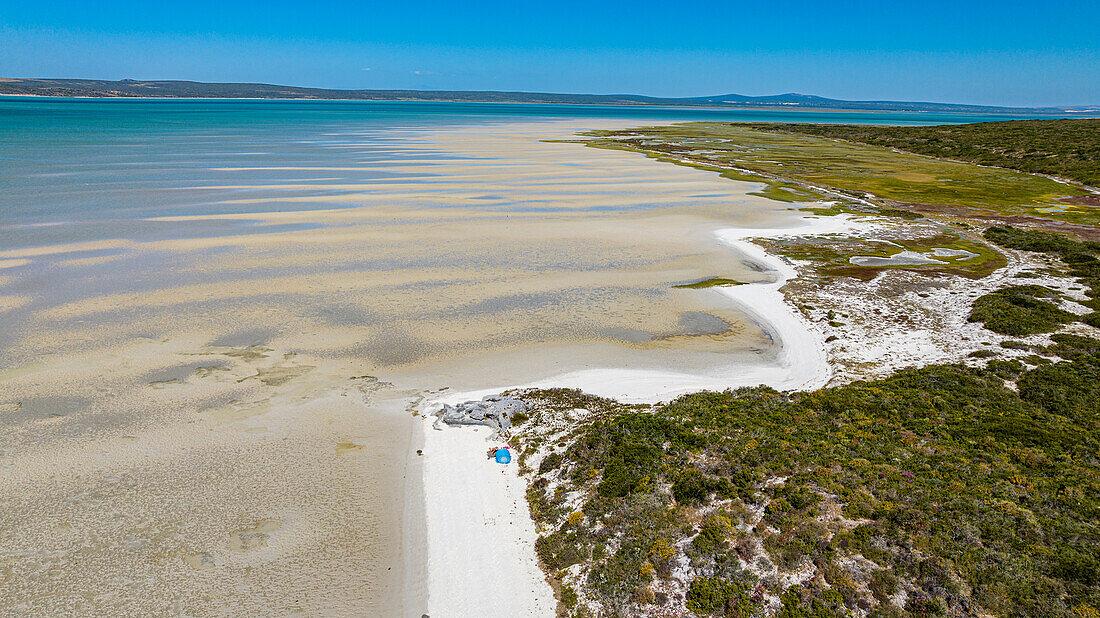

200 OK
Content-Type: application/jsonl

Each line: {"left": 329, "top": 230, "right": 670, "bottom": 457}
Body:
{"left": 0, "top": 119, "right": 818, "bottom": 615}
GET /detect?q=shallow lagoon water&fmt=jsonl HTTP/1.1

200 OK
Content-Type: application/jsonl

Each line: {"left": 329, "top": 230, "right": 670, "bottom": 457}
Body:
{"left": 0, "top": 99, "right": 1046, "bottom": 614}
{"left": 0, "top": 96, "right": 1048, "bottom": 243}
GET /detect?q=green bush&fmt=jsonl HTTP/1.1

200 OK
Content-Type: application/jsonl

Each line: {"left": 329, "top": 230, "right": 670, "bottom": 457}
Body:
{"left": 535, "top": 530, "right": 588, "bottom": 570}
{"left": 1047, "top": 334, "right": 1100, "bottom": 360}
{"left": 905, "top": 594, "right": 943, "bottom": 616}
{"left": 1051, "top": 547, "right": 1100, "bottom": 587}
{"left": 597, "top": 443, "right": 662, "bottom": 497}
{"left": 1018, "top": 353, "right": 1100, "bottom": 420}
{"left": 986, "top": 358, "right": 1025, "bottom": 379}
{"left": 538, "top": 451, "right": 563, "bottom": 475}
{"left": 969, "top": 285, "right": 1075, "bottom": 336}
{"left": 673, "top": 468, "right": 745, "bottom": 504}
{"left": 673, "top": 467, "right": 709, "bottom": 504}
{"left": 560, "top": 584, "right": 578, "bottom": 609}
{"left": 984, "top": 225, "right": 1080, "bottom": 253}
{"left": 779, "top": 485, "right": 821, "bottom": 511}
{"left": 777, "top": 585, "right": 847, "bottom": 618}
{"left": 870, "top": 569, "right": 898, "bottom": 602}
{"left": 691, "top": 521, "right": 729, "bottom": 555}
{"left": 686, "top": 577, "right": 753, "bottom": 616}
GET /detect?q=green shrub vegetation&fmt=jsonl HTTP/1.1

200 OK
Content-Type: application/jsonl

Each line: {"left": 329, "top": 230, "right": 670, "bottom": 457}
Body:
{"left": 674, "top": 277, "right": 745, "bottom": 289}
{"left": 760, "top": 232, "right": 1007, "bottom": 281}
{"left": 983, "top": 227, "right": 1100, "bottom": 305}
{"left": 1046, "top": 333, "right": 1100, "bottom": 360}
{"left": 973, "top": 226, "right": 1100, "bottom": 336}
{"left": 723, "top": 119, "right": 1100, "bottom": 187}
{"left": 686, "top": 576, "right": 755, "bottom": 616}
{"left": 518, "top": 340, "right": 1100, "bottom": 616}
{"left": 968, "top": 284, "right": 1076, "bottom": 335}
{"left": 584, "top": 123, "right": 1096, "bottom": 225}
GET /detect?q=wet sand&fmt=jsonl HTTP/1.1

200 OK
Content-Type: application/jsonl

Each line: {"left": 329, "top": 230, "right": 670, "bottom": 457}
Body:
{"left": 0, "top": 119, "right": 806, "bottom": 614}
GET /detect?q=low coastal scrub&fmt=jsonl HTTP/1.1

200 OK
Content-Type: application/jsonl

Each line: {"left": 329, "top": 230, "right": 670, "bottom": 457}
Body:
{"left": 760, "top": 232, "right": 1006, "bottom": 281}
{"left": 514, "top": 340, "right": 1100, "bottom": 617}
{"left": 583, "top": 123, "right": 1095, "bottom": 226}
{"left": 969, "top": 226, "right": 1100, "bottom": 336}
{"left": 983, "top": 226, "right": 1100, "bottom": 308}
{"left": 723, "top": 119, "right": 1100, "bottom": 188}
{"left": 968, "top": 284, "right": 1076, "bottom": 335}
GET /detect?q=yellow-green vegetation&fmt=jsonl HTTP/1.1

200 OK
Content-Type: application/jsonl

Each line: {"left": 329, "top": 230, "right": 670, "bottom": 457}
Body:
{"left": 748, "top": 181, "right": 821, "bottom": 204}
{"left": 972, "top": 226, "right": 1100, "bottom": 333}
{"left": 673, "top": 277, "right": 745, "bottom": 289}
{"left": 516, "top": 344, "right": 1100, "bottom": 616}
{"left": 584, "top": 123, "right": 1096, "bottom": 225}
{"left": 726, "top": 119, "right": 1100, "bottom": 188}
{"left": 759, "top": 231, "right": 1006, "bottom": 281}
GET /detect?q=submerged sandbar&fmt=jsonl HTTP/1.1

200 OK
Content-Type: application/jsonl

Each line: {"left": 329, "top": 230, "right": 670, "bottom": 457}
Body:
{"left": 0, "top": 119, "right": 813, "bottom": 614}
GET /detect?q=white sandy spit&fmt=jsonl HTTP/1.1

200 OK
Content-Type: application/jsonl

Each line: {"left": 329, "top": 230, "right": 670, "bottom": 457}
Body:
{"left": 418, "top": 211, "right": 871, "bottom": 617}
{"left": 419, "top": 424, "right": 558, "bottom": 617}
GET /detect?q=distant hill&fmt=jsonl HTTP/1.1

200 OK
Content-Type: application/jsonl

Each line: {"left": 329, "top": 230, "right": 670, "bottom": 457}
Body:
{"left": 1, "top": 78, "right": 1096, "bottom": 116}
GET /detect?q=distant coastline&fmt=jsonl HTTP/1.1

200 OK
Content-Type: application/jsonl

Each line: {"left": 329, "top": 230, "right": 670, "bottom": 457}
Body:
{"left": 2, "top": 77, "right": 1097, "bottom": 116}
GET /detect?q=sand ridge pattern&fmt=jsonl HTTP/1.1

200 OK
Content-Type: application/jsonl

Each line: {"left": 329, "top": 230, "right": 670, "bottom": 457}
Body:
{"left": 0, "top": 119, "right": 811, "bottom": 614}
{"left": 0, "top": 335, "right": 417, "bottom": 615}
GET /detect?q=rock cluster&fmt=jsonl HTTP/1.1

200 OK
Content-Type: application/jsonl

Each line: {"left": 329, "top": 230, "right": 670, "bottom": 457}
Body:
{"left": 432, "top": 395, "right": 526, "bottom": 435}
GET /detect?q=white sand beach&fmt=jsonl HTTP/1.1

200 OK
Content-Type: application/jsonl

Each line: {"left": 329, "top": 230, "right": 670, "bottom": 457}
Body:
{"left": 420, "top": 425, "right": 558, "bottom": 617}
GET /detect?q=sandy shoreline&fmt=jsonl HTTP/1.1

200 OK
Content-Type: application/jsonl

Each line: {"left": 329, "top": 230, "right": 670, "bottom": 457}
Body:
{"left": 417, "top": 199, "right": 1100, "bottom": 617}
{"left": 420, "top": 424, "right": 557, "bottom": 616}
{"left": 416, "top": 211, "right": 869, "bottom": 617}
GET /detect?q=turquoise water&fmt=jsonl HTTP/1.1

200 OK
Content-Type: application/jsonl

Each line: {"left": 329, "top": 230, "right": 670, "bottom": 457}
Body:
{"left": 0, "top": 97, "right": 1060, "bottom": 248}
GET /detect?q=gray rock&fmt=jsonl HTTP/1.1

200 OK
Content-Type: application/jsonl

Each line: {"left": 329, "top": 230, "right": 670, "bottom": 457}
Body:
{"left": 432, "top": 395, "right": 526, "bottom": 435}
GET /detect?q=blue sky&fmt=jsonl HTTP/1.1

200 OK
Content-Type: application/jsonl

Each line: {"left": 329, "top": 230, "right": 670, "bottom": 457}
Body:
{"left": 1, "top": 0, "right": 1098, "bottom": 106}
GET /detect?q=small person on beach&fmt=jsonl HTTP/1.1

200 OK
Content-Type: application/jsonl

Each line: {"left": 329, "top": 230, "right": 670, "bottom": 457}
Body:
{"left": 487, "top": 446, "right": 511, "bottom": 464}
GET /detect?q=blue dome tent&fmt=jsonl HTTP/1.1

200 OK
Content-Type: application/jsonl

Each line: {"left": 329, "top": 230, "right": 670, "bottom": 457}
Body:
{"left": 494, "top": 447, "right": 511, "bottom": 464}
